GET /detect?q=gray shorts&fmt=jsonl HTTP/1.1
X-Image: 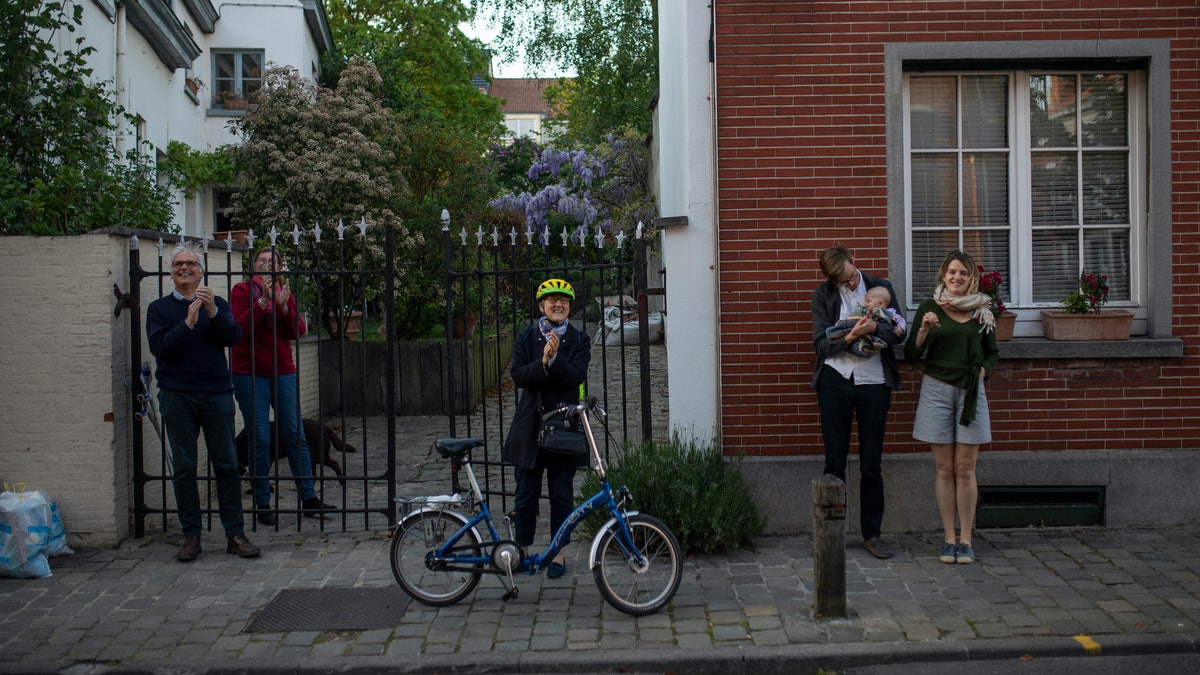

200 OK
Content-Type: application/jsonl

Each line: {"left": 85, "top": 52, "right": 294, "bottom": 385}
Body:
{"left": 912, "top": 374, "right": 992, "bottom": 445}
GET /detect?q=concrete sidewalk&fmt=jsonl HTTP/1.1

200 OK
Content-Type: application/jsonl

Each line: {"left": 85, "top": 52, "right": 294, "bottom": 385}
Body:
{"left": 2, "top": 519, "right": 1199, "bottom": 673}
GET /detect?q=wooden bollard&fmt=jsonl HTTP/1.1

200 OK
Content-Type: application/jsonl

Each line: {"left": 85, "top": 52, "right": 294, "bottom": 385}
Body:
{"left": 812, "top": 473, "right": 847, "bottom": 619}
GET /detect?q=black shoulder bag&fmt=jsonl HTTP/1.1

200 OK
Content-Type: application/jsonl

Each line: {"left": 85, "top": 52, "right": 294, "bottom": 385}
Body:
{"left": 537, "top": 394, "right": 590, "bottom": 457}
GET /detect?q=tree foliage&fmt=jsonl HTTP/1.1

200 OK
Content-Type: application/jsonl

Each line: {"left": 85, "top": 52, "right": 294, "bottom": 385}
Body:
{"left": 473, "top": 0, "right": 657, "bottom": 143}
{"left": 230, "top": 60, "right": 419, "bottom": 337}
{"left": 160, "top": 142, "right": 237, "bottom": 200}
{"left": 324, "top": 0, "right": 508, "bottom": 338}
{"left": 1, "top": 0, "right": 175, "bottom": 235}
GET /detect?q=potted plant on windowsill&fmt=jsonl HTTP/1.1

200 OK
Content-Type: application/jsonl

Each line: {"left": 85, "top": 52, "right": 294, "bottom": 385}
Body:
{"left": 978, "top": 266, "right": 1014, "bottom": 341}
{"left": 1040, "top": 271, "right": 1133, "bottom": 340}
{"left": 217, "top": 90, "right": 246, "bottom": 110}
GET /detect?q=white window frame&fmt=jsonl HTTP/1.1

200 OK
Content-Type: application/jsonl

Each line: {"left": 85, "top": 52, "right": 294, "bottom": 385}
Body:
{"left": 884, "top": 40, "right": 1176, "bottom": 350}
{"left": 504, "top": 114, "right": 542, "bottom": 141}
{"left": 902, "top": 70, "right": 1147, "bottom": 321}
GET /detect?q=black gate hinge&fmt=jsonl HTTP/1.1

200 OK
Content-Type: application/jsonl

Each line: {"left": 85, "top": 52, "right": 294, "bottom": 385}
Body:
{"left": 113, "top": 284, "right": 138, "bottom": 317}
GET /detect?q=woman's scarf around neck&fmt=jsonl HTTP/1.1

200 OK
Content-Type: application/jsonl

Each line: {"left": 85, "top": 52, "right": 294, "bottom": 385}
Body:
{"left": 933, "top": 284, "right": 996, "bottom": 334}
{"left": 538, "top": 315, "right": 570, "bottom": 339}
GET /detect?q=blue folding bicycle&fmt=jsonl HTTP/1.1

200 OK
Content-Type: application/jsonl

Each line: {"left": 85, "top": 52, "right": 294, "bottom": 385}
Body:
{"left": 389, "top": 397, "right": 682, "bottom": 616}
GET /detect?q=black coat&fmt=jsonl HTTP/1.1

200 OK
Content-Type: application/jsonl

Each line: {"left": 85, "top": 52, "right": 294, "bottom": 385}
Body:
{"left": 811, "top": 272, "right": 903, "bottom": 391}
{"left": 502, "top": 322, "right": 592, "bottom": 470}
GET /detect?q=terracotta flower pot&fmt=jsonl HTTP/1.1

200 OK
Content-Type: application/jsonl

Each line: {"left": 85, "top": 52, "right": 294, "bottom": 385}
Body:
{"left": 214, "top": 229, "right": 249, "bottom": 244}
{"left": 994, "top": 311, "right": 1016, "bottom": 341}
{"left": 341, "top": 311, "right": 363, "bottom": 339}
{"left": 452, "top": 315, "right": 479, "bottom": 339}
{"left": 1040, "top": 310, "right": 1133, "bottom": 341}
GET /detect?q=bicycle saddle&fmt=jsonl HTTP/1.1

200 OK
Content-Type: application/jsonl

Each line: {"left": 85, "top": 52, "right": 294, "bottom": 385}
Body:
{"left": 433, "top": 438, "right": 485, "bottom": 460}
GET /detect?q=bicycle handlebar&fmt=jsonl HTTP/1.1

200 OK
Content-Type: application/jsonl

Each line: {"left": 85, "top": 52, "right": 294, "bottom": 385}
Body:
{"left": 551, "top": 396, "right": 606, "bottom": 428}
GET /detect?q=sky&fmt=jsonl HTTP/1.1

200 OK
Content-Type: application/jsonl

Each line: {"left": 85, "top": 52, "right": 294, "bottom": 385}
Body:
{"left": 460, "top": 14, "right": 573, "bottom": 79}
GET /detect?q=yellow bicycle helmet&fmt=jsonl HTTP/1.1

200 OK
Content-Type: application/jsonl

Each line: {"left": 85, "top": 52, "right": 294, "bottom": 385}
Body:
{"left": 536, "top": 278, "right": 575, "bottom": 301}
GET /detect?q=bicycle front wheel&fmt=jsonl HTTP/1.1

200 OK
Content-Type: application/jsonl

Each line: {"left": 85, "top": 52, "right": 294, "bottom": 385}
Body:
{"left": 592, "top": 513, "right": 682, "bottom": 616}
{"left": 390, "top": 509, "right": 483, "bottom": 606}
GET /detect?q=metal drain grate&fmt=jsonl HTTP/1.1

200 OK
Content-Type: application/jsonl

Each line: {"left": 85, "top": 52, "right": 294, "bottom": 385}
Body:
{"left": 246, "top": 587, "right": 410, "bottom": 632}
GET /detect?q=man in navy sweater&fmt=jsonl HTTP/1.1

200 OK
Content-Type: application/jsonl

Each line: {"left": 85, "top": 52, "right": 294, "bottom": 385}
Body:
{"left": 147, "top": 241, "right": 260, "bottom": 562}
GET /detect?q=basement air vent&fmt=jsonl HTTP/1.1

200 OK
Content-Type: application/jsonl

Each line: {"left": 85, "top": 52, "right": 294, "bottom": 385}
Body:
{"left": 976, "top": 486, "right": 1105, "bottom": 528}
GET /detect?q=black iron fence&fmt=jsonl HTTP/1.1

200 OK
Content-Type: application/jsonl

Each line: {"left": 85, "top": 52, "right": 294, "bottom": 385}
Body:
{"left": 121, "top": 217, "right": 656, "bottom": 535}
{"left": 439, "top": 218, "right": 657, "bottom": 510}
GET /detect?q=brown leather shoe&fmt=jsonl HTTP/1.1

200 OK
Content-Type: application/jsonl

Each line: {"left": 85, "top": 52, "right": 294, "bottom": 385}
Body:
{"left": 863, "top": 536, "right": 895, "bottom": 560}
{"left": 226, "top": 533, "right": 261, "bottom": 558}
{"left": 176, "top": 536, "right": 201, "bottom": 562}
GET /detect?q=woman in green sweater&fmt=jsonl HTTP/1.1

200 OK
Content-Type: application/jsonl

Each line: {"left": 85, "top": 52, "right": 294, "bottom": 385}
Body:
{"left": 905, "top": 250, "right": 999, "bottom": 565}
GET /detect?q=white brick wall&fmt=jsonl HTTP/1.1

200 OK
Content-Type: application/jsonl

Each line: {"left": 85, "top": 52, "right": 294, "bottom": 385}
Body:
{"left": 0, "top": 232, "right": 247, "bottom": 547}
{"left": 1, "top": 235, "right": 124, "bottom": 546}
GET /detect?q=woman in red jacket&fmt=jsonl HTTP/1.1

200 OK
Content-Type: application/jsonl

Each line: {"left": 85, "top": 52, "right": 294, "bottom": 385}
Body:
{"left": 231, "top": 248, "right": 334, "bottom": 525}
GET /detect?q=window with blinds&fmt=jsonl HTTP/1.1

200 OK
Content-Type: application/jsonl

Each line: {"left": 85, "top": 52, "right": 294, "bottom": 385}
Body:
{"left": 905, "top": 70, "right": 1139, "bottom": 310}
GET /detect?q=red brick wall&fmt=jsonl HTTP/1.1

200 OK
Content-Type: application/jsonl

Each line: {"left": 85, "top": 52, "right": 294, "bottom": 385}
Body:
{"left": 714, "top": 1, "right": 1200, "bottom": 456}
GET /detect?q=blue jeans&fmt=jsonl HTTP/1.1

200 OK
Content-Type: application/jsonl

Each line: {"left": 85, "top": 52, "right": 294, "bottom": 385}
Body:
{"left": 816, "top": 366, "right": 891, "bottom": 541}
{"left": 232, "top": 373, "right": 317, "bottom": 506}
{"left": 158, "top": 389, "right": 245, "bottom": 539}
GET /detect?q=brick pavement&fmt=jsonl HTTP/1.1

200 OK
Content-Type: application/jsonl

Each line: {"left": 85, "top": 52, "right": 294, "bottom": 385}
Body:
{"left": 3, "top": 341, "right": 1200, "bottom": 672}
{"left": 2, "top": 518, "right": 1199, "bottom": 672}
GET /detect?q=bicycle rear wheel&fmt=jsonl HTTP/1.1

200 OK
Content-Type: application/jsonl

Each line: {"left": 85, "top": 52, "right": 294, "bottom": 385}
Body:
{"left": 592, "top": 513, "right": 682, "bottom": 616}
{"left": 390, "top": 509, "right": 483, "bottom": 606}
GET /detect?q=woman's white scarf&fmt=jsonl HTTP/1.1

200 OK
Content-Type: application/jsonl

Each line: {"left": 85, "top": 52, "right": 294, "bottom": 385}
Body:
{"left": 934, "top": 284, "right": 996, "bottom": 334}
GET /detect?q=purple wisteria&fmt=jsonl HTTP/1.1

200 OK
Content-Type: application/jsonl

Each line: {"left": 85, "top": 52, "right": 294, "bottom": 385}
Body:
{"left": 488, "top": 130, "right": 654, "bottom": 246}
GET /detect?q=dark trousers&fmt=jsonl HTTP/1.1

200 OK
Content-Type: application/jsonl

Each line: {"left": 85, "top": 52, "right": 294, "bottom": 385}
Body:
{"left": 512, "top": 464, "right": 577, "bottom": 548}
{"left": 816, "top": 366, "right": 890, "bottom": 540}
{"left": 159, "top": 389, "right": 246, "bottom": 539}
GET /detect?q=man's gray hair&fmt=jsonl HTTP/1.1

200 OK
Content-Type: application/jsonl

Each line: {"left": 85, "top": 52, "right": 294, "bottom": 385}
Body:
{"left": 170, "top": 241, "right": 206, "bottom": 275}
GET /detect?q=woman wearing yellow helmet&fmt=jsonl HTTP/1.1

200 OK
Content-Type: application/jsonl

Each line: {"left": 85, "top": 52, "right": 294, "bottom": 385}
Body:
{"left": 502, "top": 278, "right": 591, "bottom": 579}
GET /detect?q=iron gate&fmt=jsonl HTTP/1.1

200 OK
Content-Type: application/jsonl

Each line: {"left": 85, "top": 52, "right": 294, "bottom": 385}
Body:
{"left": 122, "top": 218, "right": 656, "bottom": 535}
{"left": 439, "top": 218, "right": 657, "bottom": 511}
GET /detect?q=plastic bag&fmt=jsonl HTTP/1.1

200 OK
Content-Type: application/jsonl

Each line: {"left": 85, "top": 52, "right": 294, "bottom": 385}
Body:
{"left": 595, "top": 305, "right": 664, "bottom": 345}
{"left": 0, "top": 490, "right": 73, "bottom": 578}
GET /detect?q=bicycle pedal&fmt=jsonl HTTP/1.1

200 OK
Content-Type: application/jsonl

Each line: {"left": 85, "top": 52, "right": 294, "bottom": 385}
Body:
{"left": 501, "top": 587, "right": 519, "bottom": 601}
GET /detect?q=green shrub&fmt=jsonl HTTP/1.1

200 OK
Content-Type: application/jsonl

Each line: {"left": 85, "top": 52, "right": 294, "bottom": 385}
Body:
{"left": 578, "top": 433, "right": 764, "bottom": 554}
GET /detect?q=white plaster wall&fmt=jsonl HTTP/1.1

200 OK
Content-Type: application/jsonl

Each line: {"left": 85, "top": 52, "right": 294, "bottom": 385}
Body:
{"left": 202, "top": 1, "right": 320, "bottom": 153}
{"left": 656, "top": 1, "right": 720, "bottom": 442}
{"left": 68, "top": 1, "right": 329, "bottom": 239}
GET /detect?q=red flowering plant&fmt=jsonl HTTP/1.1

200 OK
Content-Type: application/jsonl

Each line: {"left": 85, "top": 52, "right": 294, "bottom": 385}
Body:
{"left": 977, "top": 265, "right": 1007, "bottom": 317}
{"left": 1063, "top": 271, "right": 1110, "bottom": 314}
